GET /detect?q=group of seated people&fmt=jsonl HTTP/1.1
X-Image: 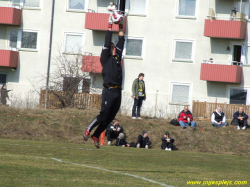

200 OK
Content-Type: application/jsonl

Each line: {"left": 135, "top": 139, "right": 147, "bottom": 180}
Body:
{"left": 106, "top": 120, "right": 175, "bottom": 151}
{"left": 178, "top": 106, "right": 248, "bottom": 130}
{"left": 105, "top": 106, "right": 247, "bottom": 151}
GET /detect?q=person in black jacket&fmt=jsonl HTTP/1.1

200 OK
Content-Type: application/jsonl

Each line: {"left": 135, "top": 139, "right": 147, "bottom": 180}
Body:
{"left": 116, "top": 133, "right": 130, "bottom": 147}
{"left": 233, "top": 107, "right": 248, "bottom": 130}
{"left": 137, "top": 130, "right": 150, "bottom": 149}
{"left": 83, "top": 18, "right": 125, "bottom": 149}
{"left": 161, "top": 131, "right": 175, "bottom": 151}
{"left": 0, "top": 84, "right": 12, "bottom": 106}
{"left": 106, "top": 119, "right": 124, "bottom": 145}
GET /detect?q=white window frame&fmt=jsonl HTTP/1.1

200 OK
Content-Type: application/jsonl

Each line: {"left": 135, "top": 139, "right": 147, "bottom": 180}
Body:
{"left": 227, "top": 87, "right": 250, "bottom": 105}
{"left": 176, "top": 0, "right": 197, "bottom": 19}
{"left": 124, "top": 36, "right": 145, "bottom": 60}
{"left": 125, "top": 0, "right": 148, "bottom": 16}
{"left": 21, "top": 0, "right": 41, "bottom": 10}
{"left": 63, "top": 32, "right": 85, "bottom": 55}
{"left": 173, "top": 39, "right": 195, "bottom": 63}
{"left": 66, "top": 0, "right": 89, "bottom": 12}
{"left": 8, "top": 29, "right": 39, "bottom": 51}
{"left": 170, "top": 82, "right": 192, "bottom": 105}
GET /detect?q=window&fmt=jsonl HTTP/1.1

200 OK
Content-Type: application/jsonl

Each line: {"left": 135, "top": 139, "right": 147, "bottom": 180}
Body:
{"left": 63, "top": 77, "right": 90, "bottom": 93}
{"left": 24, "top": 0, "right": 40, "bottom": 7}
{"left": 21, "top": 32, "right": 38, "bottom": 49}
{"left": 174, "top": 40, "right": 194, "bottom": 61}
{"left": 171, "top": 83, "right": 191, "bottom": 104}
{"left": 178, "top": 0, "right": 196, "bottom": 17}
{"left": 125, "top": 38, "right": 144, "bottom": 58}
{"left": 64, "top": 33, "right": 84, "bottom": 54}
{"left": 68, "top": 0, "right": 85, "bottom": 10}
{"left": 230, "top": 89, "right": 247, "bottom": 105}
{"left": 129, "top": 0, "right": 146, "bottom": 15}
{"left": 9, "top": 30, "right": 38, "bottom": 50}
{"left": 0, "top": 74, "right": 7, "bottom": 85}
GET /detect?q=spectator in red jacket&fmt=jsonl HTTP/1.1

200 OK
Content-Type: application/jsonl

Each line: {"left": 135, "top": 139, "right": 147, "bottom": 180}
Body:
{"left": 178, "top": 106, "right": 196, "bottom": 129}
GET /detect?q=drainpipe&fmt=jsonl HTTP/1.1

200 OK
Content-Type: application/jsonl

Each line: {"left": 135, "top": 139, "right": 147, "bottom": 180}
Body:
{"left": 240, "top": 0, "right": 242, "bottom": 13}
{"left": 45, "top": 0, "right": 56, "bottom": 109}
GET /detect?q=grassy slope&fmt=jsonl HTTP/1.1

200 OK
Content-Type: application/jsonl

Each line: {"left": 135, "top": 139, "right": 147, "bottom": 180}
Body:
{"left": 0, "top": 139, "right": 249, "bottom": 187}
{"left": 0, "top": 107, "right": 250, "bottom": 156}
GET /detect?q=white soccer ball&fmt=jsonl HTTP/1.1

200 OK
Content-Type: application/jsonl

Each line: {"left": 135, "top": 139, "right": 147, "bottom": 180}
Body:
{"left": 111, "top": 10, "right": 124, "bottom": 24}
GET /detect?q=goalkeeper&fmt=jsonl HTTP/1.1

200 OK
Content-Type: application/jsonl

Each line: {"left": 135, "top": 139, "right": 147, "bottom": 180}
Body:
{"left": 83, "top": 14, "right": 125, "bottom": 149}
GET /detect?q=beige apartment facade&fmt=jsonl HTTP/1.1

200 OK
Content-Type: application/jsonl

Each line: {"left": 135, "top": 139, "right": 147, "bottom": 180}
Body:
{"left": 0, "top": 0, "right": 250, "bottom": 117}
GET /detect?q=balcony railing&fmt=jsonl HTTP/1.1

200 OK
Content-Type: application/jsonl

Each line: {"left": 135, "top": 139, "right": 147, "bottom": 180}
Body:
{"left": 0, "top": 48, "right": 19, "bottom": 68}
{"left": 200, "top": 60, "right": 242, "bottom": 84}
{"left": 204, "top": 9, "right": 247, "bottom": 39}
{"left": 0, "top": 5, "right": 22, "bottom": 26}
{"left": 85, "top": 11, "right": 127, "bottom": 32}
{"left": 82, "top": 52, "right": 102, "bottom": 73}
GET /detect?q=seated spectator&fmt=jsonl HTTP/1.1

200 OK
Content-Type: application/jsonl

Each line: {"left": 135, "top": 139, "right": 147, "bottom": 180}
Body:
{"left": 137, "top": 130, "right": 150, "bottom": 149}
{"left": 233, "top": 107, "right": 248, "bottom": 130}
{"left": 211, "top": 107, "right": 227, "bottom": 127}
{"left": 178, "top": 106, "right": 196, "bottom": 129}
{"left": 106, "top": 119, "right": 123, "bottom": 145}
{"left": 161, "top": 131, "right": 175, "bottom": 151}
{"left": 116, "top": 133, "right": 130, "bottom": 147}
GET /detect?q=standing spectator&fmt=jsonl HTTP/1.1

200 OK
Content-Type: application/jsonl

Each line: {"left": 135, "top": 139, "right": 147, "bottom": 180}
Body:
{"left": 233, "top": 107, "right": 248, "bottom": 130}
{"left": 0, "top": 84, "right": 12, "bottom": 106}
{"left": 107, "top": 2, "right": 116, "bottom": 13}
{"left": 106, "top": 119, "right": 124, "bottom": 145}
{"left": 178, "top": 106, "right": 196, "bottom": 129}
{"left": 116, "top": 133, "right": 130, "bottom": 147}
{"left": 137, "top": 130, "right": 149, "bottom": 149}
{"left": 161, "top": 131, "right": 175, "bottom": 151}
{"left": 211, "top": 107, "right": 228, "bottom": 127}
{"left": 132, "top": 73, "right": 146, "bottom": 119}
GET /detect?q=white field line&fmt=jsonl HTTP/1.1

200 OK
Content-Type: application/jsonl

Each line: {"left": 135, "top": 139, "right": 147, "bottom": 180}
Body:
{"left": 0, "top": 155, "right": 174, "bottom": 187}
{"left": 0, "top": 143, "right": 99, "bottom": 150}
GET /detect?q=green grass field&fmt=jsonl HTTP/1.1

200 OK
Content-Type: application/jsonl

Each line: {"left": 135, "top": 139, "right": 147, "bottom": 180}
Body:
{"left": 0, "top": 139, "right": 249, "bottom": 187}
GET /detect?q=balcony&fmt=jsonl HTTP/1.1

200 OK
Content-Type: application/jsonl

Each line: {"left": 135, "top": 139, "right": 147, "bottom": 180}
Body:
{"left": 0, "top": 49, "right": 19, "bottom": 68}
{"left": 85, "top": 12, "right": 127, "bottom": 32}
{"left": 200, "top": 61, "right": 242, "bottom": 84}
{"left": 204, "top": 8, "right": 247, "bottom": 39}
{"left": 82, "top": 53, "right": 102, "bottom": 73}
{"left": 0, "top": 7, "right": 22, "bottom": 26}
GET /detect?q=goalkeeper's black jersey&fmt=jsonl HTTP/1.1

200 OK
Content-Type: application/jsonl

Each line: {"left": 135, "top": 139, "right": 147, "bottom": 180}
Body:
{"left": 100, "top": 31, "right": 125, "bottom": 87}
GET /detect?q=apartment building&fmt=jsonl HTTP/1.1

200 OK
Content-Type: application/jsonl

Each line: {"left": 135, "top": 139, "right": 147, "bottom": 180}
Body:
{"left": 0, "top": 0, "right": 250, "bottom": 115}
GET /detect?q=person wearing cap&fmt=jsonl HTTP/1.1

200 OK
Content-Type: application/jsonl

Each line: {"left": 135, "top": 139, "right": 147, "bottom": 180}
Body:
{"left": 136, "top": 130, "right": 150, "bottom": 149}
{"left": 132, "top": 73, "right": 146, "bottom": 119}
{"left": 178, "top": 106, "right": 196, "bottom": 129}
{"left": 161, "top": 131, "right": 175, "bottom": 151}
{"left": 116, "top": 133, "right": 130, "bottom": 147}
{"left": 106, "top": 119, "right": 124, "bottom": 145}
{"left": 107, "top": 2, "right": 116, "bottom": 13}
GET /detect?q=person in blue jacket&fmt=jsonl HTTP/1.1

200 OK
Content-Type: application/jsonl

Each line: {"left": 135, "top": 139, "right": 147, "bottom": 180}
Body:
{"left": 233, "top": 107, "right": 248, "bottom": 130}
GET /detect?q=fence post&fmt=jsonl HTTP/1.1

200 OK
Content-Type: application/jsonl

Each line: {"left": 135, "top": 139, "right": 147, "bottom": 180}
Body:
{"left": 154, "top": 90, "right": 158, "bottom": 117}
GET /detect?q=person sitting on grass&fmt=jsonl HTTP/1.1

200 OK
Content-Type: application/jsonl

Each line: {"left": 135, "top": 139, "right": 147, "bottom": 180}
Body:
{"left": 116, "top": 133, "right": 130, "bottom": 147}
{"left": 178, "top": 106, "right": 196, "bottom": 129}
{"left": 136, "top": 130, "right": 150, "bottom": 149}
{"left": 106, "top": 119, "right": 124, "bottom": 145}
{"left": 211, "top": 106, "right": 227, "bottom": 127}
{"left": 161, "top": 131, "right": 175, "bottom": 151}
{"left": 233, "top": 107, "right": 248, "bottom": 130}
